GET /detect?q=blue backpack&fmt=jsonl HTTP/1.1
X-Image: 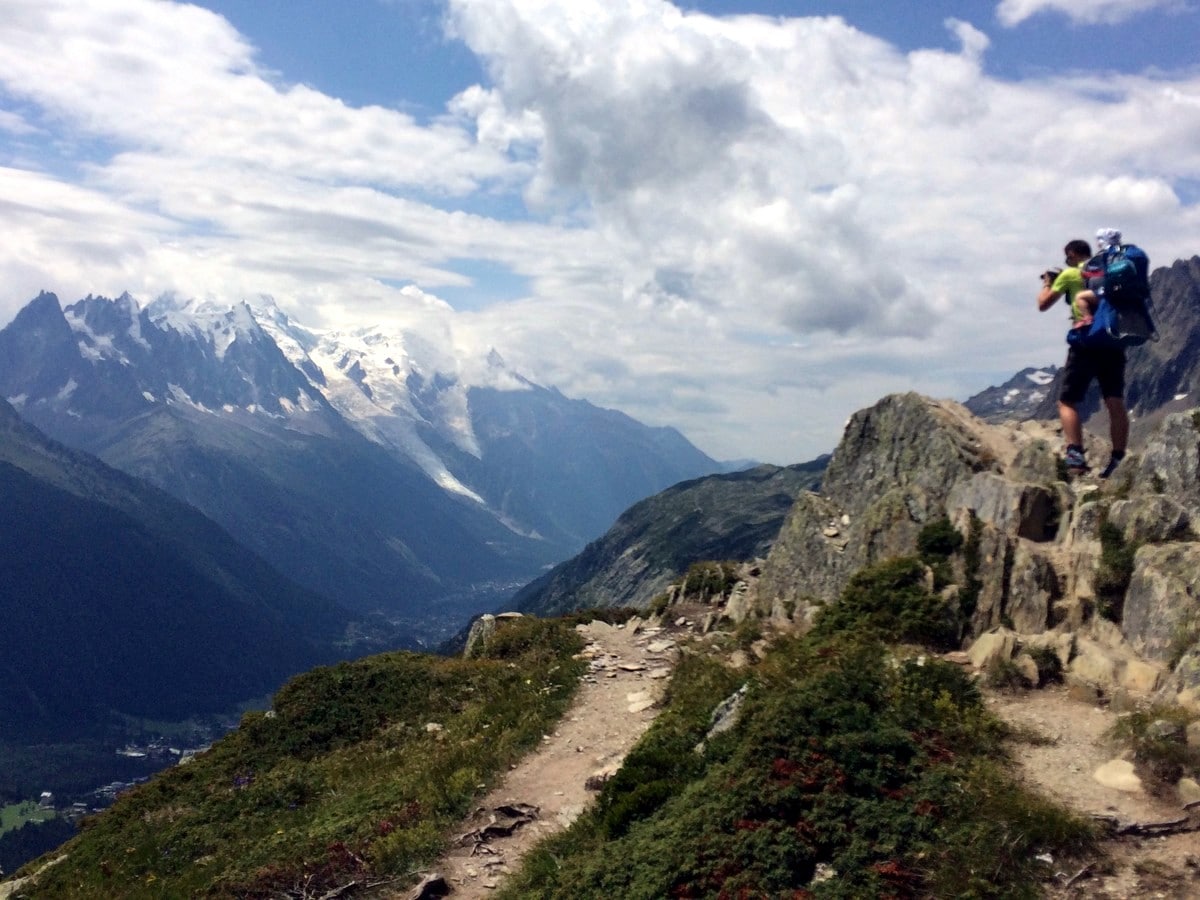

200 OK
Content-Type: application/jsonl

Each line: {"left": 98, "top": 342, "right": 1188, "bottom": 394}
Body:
{"left": 1067, "top": 244, "right": 1156, "bottom": 348}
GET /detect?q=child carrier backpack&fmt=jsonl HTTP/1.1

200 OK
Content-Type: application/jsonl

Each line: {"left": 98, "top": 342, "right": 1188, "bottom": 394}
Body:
{"left": 1087, "top": 244, "right": 1150, "bottom": 308}
{"left": 1067, "top": 244, "right": 1156, "bottom": 349}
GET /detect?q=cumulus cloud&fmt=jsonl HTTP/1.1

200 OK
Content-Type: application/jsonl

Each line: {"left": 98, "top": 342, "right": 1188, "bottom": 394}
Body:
{"left": 996, "top": 0, "right": 1182, "bottom": 26}
{"left": 1, "top": 0, "right": 1199, "bottom": 462}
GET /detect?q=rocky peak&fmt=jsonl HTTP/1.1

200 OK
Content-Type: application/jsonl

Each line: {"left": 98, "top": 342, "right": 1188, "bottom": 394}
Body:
{"left": 0, "top": 291, "right": 76, "bottom": 400}
{"left": 757, "top": 393, "right": 1011, "bottom": 612}
{"left": 754, "top": 392, "right": 1200, "bottom": 713}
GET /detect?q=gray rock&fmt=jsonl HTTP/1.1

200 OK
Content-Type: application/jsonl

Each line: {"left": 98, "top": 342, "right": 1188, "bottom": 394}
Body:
{"left": 1133, "top": 411, "right": 1200, "bottom": 518}
{"left": 1145, "top": 719, "right": 1186, "bottom": 744}
{"left": 1122, "top": 543, "right": 1200, "bottom": 663}
{"left": 1013, "top": 653, "right": 1040, "bottom": 686}
{"left": 1069, "top": 499, "right": 1106, "bottom": 544}
{"left": 964, "top": 522, "right": 1011, "bottom": 634}
{"left": 968, "top": 628, "right": 1017, "bottom": 669}
{"left": 1108, "top": 496, "right": 1192, "bottom": 544}
{"left": 1009, "top": 439, "right": 1060, "bottom": 485}
{"left": 463, "top": 614, "right": 497, "bottom": 659}
{"left": 947, "top": 472, "right": 1060, "bottom": 543}
{"left": 1006, "top": 543, "right": 1060, "bottom": 634}
{"left": 1176, "top": 647, "right": 1200, "bottom": 690}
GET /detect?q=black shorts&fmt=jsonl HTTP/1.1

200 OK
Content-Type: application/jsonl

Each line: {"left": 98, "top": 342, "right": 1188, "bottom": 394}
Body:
{"left": 1060, "top": 345, "right": 1125, "bottom": 405}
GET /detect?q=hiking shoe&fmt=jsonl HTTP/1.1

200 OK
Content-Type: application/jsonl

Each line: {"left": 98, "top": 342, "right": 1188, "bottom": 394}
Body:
{"left": 1064, "top": 447, "right": 1088, "bottom": 471}
{"left": 1099, "top": 454, "right": 1124, "bottom": 479}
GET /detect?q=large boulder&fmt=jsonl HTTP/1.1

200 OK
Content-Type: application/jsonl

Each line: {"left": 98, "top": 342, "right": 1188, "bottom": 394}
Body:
{"left": 1133, "top": 411, "right": 1200, "bottom": 519}
{"left": 1121, "top": 543, "right": 1200, "bottom": 664}
{"left": 1006, "top": 543, "right": 1060, "bottom": 634}
{"left": 947, "top": 473, "right": 1061, "bottom": 543}
{"left": 1107, "top": 495, "right": 1192, "bottom": 545}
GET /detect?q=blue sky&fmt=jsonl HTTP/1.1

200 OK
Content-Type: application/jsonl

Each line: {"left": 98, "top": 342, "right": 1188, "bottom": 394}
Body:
{"left": 195, "top": 0, "right": 1195, "bottom": 106}
{"left": 1, "top": 0, "right": 1198, "bottom": 462}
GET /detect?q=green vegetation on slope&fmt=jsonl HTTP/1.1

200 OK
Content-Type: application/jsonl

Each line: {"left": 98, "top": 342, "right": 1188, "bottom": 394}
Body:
{"left": 499, "top": 558, "right": 1096, "bottom": 899}
{"left": 17, "top": 618, "right": 585, "bottom": 899}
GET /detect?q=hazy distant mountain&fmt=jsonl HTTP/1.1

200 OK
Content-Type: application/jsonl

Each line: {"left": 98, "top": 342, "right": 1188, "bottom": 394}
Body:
{"left": 513, "top": 460, "right": 827, "bottom": 617}
{"left": 0, "top": 397, "right": 353, "bottom": 742}
{"left": 0, "top": 292, "right": 721, "bottom": 634}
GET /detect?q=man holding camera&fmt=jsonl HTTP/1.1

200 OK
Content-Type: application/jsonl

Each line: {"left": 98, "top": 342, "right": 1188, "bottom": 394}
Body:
{"left": 1036, "top": 234, "right": 1128, "bottom": 478}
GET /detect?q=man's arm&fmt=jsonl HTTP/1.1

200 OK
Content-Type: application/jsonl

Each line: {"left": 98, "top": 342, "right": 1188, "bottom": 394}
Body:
{"left": 1037, "top": 276, "right": 1061, "bottom": 312}
{"left": 1038, "top": 267, "right": 1079, "bottom": 313}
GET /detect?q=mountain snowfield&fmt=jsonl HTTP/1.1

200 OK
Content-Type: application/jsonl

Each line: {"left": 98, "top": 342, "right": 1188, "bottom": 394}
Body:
{"left": 104, "top": 292, "right": 533, "bottom": 505}
{"left": 0, "top": 289, "right": 722, "bottom": 630}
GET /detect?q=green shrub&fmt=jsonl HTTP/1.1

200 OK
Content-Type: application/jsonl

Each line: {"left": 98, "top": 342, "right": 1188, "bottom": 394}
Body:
{"left": 1028, "top": 645, "right": 1065, "bottom": 687}
{"left": 647, "top": 593, "right": 671, "bottom": 617}
{"left": 1110, "top": 704, "right": 1200, "bottom": 787}
{"left": 812, "top": 557, "right": 961, "bottom": 650}
{"left": 917, "top": 517, "right": 964, "bottom": 560}
{"left": 681, "top": 560, "right": 740, "bottom": 600}
{"left": 1096, "top": 522, "right": 1138, "bottom": 622}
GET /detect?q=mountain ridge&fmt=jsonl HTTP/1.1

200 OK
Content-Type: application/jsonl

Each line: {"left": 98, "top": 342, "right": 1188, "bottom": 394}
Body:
{"left": 0, "top": 291, "right": 723, "bottom": 633}
{"left": 0, "top": 395, "right": 357, "bottom": 744}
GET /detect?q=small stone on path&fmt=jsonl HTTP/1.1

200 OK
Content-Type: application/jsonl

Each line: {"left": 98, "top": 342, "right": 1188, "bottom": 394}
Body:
{"left": 1093, "top": 758, "right": 1144, "bottom": 793}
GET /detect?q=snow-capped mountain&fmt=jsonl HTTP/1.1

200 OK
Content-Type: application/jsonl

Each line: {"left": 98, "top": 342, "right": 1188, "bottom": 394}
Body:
{"left": 0, "top": 291, "right": 721, "bottom": 635}
{"left": 963, "top": 366, "right": 1059, "bottom": 424}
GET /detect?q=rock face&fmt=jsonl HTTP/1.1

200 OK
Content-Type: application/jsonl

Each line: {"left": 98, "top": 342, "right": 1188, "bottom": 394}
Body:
{"left": 758, "top": 393, "right": 1000, "bottom": 609}
{"left": 1123, "top": 544, "right": 1200, "bottom": 663}
{"left": 753, "top": 392, "right": 1200, "bottom": 707}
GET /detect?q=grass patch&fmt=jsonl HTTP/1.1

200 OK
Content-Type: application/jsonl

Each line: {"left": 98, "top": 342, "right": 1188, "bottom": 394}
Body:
{"left": 1, "top": 802, "right": 56, "bottom": 836}
{"left": 985, "top": 657, "right": 1034, "bottom": 692}
{"left": 17, "top": 618, "right": 586, "bottom": 899}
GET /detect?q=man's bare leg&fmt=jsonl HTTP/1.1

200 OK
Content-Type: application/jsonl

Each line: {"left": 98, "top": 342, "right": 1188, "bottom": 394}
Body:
{"left": 1059, "top": 401, "right": 1083, "bottom": 448}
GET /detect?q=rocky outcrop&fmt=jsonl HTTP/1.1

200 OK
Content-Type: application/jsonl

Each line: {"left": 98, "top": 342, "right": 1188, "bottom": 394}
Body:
{"left": 753, "top": 391, "right": 1200, "bottom": 709}
{"left": 758, "top": 394, "right": 998, "bottom": 608}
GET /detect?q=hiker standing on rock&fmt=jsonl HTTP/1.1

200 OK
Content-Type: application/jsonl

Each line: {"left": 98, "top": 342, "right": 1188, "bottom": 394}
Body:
{"left": 1036, "top": 229, "right": 1132, "bottom": 479}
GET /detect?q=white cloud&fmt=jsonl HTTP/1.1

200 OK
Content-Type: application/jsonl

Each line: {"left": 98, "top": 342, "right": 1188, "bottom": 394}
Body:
{"left": 996, "top": 0, "right": 1181, "bottom": 26}
{"left": 0, "top": 0, "right": 1199, "bottom": 463}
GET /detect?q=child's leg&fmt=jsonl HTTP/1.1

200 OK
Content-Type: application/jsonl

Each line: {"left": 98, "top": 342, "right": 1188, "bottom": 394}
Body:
{"left": 1074, "top": 290, "right": 1096, "bottom": 325}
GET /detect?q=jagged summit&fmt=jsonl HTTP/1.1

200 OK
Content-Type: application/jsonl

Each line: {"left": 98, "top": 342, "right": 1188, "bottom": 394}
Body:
{"left": 0, "top": 290, "right": 722, "bottom": 627}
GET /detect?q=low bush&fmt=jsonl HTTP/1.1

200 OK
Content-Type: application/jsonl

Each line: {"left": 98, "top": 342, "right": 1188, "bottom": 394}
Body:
{"left": 811, "top": 557, "right": 961, "bottom": 650}
{"left": 1110, "top": 704, "right": 1200, "bottom": 788}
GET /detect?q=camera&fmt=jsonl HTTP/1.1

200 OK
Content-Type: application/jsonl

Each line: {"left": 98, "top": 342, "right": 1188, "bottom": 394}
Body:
{"left": 1041, "top": 267, "right": 1063, "bottom": 283}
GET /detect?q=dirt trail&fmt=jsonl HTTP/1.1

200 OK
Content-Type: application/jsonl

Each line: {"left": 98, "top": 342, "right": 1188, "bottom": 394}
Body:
{"left": 391, "top": 599, "right": 1200, "bottom": 899}
{"left": 401, "top": 616, "right": 685, "bottom": 899}
{"left": 988, "top": 687, "right": 1200, "bottom": 898}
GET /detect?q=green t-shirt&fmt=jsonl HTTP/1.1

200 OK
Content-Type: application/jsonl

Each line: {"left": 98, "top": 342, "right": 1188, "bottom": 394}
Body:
{"left": 1051, "top": 266, "right": 1086, "bottom": 321}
